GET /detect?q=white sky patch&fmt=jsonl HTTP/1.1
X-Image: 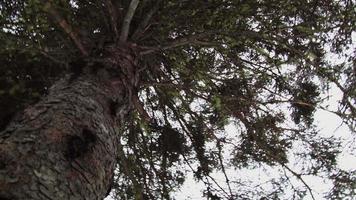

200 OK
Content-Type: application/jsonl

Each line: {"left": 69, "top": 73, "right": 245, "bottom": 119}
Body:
{"left": 105, "top": 20, "right": 356, "bottom": 200}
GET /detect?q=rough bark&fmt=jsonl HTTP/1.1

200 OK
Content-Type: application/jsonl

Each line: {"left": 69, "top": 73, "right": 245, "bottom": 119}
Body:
{"left": 0, "top": 71, "right": 131, "bottom": 199}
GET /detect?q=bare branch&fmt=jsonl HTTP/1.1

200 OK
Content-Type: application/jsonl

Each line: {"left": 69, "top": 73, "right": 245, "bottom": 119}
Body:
{"left": 120, "top": 0, "right": 140, "bottom": 42}
{"left": 131, "top": 0, "right": 161, "bottom": 41}
{"left": 43, "top": 1, "right": 89, "bottom": 56}
{"left": 104, "top": 0, "right": 119, "bottom": 40}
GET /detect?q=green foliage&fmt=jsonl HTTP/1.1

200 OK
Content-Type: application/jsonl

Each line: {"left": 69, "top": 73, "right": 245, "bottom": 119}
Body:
{"left": 1, "top": 0, "right": 355, "bottom": 199}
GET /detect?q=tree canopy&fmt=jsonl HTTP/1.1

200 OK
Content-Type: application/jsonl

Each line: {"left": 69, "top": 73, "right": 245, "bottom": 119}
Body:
{"left": 0, "top": 0, "right": 355, "bottom": 199}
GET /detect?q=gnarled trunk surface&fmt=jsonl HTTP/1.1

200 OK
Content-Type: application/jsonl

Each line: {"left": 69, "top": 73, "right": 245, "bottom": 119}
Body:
{"left": 0, "top": 72, "right": 130, "bottom": 199}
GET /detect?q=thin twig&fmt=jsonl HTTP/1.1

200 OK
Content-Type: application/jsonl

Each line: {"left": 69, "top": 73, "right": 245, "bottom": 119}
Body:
{"left": 281, "top": 164, "right": 316, "bottom": 200}
{"left": 181, "top": 154, "right": 230, "bottom": 199}
{"left": 261, "top": 144, "right": 316, "bottom": 200}
{"left": 120, "top": 0, "right": 140, "bottom": 42}
{"left": 216, "top": 140, "right": 234, "bottom": 197}
{"left": 328, "top": 78, "right": 356, "bottom": 114}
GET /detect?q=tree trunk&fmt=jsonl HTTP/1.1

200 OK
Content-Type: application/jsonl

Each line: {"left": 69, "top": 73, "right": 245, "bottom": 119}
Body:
{"left": 0, "top": 70, "right": 131, "bottom": 199}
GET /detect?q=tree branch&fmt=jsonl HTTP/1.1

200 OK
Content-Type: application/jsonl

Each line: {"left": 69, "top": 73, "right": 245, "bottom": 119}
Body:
{"left": 140, "top": 32, "right": 217, "bottom": 55}
{"left": 117, "top": 142, "right": 144, "bottom": 199}
{"left": 281, "top": 164, "right": 316, "bottom": 200}
{"left": 261, "top": 143, "right": 316, "bottom": 200}
{"left": 120, "top": 0, "right": 140, "bottom": 42}
{"left": 104, "top": 0, "right": 119, "bottom": 40}
{"left": 139, "top": 29, "right": 264, "bottom": 55}
{"left": 132, "top": 94, "right": 152, "bottom": 123}
{"left": 43, "top": 1, "right": 89, "bottom": 56}
{"left": 216, "top": 140, "right": 233, "bottom": 197}
{"left": 131, "top": 0, "right": 161, "bottom": 41}
{"left": 328, "top": 78, "right": 356, "bottom": 115}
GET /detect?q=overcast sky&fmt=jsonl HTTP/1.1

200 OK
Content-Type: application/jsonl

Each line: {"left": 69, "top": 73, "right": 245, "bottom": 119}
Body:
{"left": 106, "top": 32, "right": 355, "bottom": 200}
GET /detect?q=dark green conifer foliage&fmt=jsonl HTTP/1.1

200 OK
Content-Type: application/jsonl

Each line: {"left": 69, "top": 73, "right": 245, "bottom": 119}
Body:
{"left": 0, "top": 0, "right": 355, "bottom": 199}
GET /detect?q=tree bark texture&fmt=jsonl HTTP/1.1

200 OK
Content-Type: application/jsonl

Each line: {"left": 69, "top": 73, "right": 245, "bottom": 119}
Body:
{"left": 0, "top": 71, "right": 130, "bottom": 199}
